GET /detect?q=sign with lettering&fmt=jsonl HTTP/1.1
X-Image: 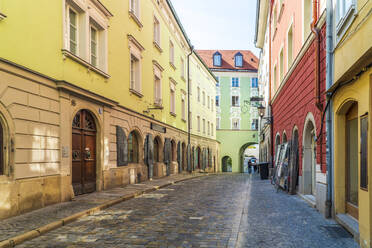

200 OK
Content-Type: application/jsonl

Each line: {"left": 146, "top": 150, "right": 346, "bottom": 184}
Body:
{"left": 151, "top": 123, "right": 166, "bottom": 133}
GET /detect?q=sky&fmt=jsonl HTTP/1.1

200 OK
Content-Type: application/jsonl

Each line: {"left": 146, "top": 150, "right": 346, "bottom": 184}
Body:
{"left": 171, "top": 0, "right": 260, "bottom": 57}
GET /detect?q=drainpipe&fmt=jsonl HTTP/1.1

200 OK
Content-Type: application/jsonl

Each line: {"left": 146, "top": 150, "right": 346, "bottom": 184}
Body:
{"left": 311, "top": 0, "right": 322, "bottom": 112}
{"left": 187, "top": 46, "right": 194, "bottom": 172}
{"left": 269, "top": 0, "right": 274, "bottom": 168}
{"left": 325, "top": 0, "right": 334, "bottom": 219}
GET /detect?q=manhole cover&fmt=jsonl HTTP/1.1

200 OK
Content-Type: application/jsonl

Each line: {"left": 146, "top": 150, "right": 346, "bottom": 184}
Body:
{"left": 320, "top": 225, "right": 352, "bottom": 238}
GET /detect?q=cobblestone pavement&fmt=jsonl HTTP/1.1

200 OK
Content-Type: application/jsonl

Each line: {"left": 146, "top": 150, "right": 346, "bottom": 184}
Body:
{"left": 0, "top": 173, "right": 199, "bottom": 243}
{"left": 18, "top": 174, "right": 358, "bottom": 248}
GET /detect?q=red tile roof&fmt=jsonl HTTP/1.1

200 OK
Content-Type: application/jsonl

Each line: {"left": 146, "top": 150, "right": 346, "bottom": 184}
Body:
{"left": 196, "top": 50, "right": 259, "bottom": 71}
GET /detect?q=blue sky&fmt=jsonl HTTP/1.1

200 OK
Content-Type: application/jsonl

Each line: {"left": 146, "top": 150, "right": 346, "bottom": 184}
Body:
{"left": 171, "top": 0, "right": 260, "bottom": 56}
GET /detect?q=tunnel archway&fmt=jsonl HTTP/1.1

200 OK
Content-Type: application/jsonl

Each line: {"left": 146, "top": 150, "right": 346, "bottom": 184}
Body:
{"left": 239, "top": 143, "right": 259, "bottom": 173}
{"left": 222, "top": 156, "right": 232, "bottom": 172}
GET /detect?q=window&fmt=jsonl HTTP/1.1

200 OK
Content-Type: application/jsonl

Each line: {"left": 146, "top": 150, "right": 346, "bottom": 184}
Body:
{"left": 197, "top": 116, "right": 201, "bottom": 132}
{"left": 181, "top": 94, "right": 186, "bottom": 120}
{"left": 154, "top": 137, "right": 160, "bottom": 162}
{"left": 213, "top": 52, "right": 222, "bottom": 67}
{"left": 216, "top": 117, "right": 220, "bottom": 129}
{"left": 232, "top": 96, "right": 239, "bottom": 107}
{"left": 211, "top": 123, "right": 214, "bottom": 136}
{"left": 90, "top": 26, "right": 98, "bottom": 67}
{"left": 207, "top": 121, "right": 210, "bottom": 135}
{"left": 211, "top": 99, "right": 214, "bottom": 111}
{"left": 252, "top": 78, "right": 258, "bottom": 88}
{"left": 216, "top": 77, "right": 220, "bottom": 87}
{"left": 154, "top": 16, "right": 160, "bottom": 46}
{"left": 170, "top": 82, "right": 176, "bottom": 114}
{"left": 251, "top": 119, "right": 259, "bottom": 130}
{"left": 232, "top": 118, "right": 240, "bottom": 130}
{"left": 154, "top": 75, "right": 162, "bottom": 106}
{"left": 203, "top": 119, "right": 206, "bottom": 134}
{"left": 280, "top": 48, "right": 284, "bottom": 82}
{"left": 232, "top": 78, "right": 239, "bottom": 87}
{"left": 130, "top": 0, "right": 140, "bottom": 18}
{"left": 288, "top": 25, "right": 293, "bottom": 67}
{"left": 216, "top": 95, "right": 220, "bottom": 106}
{"left": 202, "top": 91, "right": 206, "bottom": 106}
{"left": 197, "top": 87, "right": 200, "bottom": 102}
{"left": 69, "top": 8, "right": 78, "bottom": 55}
{"left": 130, "top": 55, "right": 141, "bottom": 93}
{"left": 181, "top": 58, "right": 185, "bottom": 79}
{"left": 273, "top": 65, "right": 277, "bottom": 89}
{"left": 207, "top": 96, "right": 210, "bottom": 109}
{"left": 273, "top": 5, "right": 277, "bottom": 33}
{"left": 303, "top": 0, "right": 313, "bottom": 40}
{"left": 337, "top": 0, "right": 354, "bottom": 23}
{"left": 235, "top": 52, "right": 243, "bottom": 67}
{"left": 128, "top": 131, "right": 139, "bottom": 163}
{"left": 169, "top": 41, "right": 175, "bottom": 65}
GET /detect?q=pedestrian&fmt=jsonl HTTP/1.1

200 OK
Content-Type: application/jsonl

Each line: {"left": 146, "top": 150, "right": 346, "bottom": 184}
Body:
{"left": 248, "top": 160, "right": 252, "bottom": 174}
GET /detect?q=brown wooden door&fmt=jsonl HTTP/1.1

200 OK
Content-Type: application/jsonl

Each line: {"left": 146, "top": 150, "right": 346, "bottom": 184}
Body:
{"left": 72, "top": 110, "right": 97, "bottom": 196}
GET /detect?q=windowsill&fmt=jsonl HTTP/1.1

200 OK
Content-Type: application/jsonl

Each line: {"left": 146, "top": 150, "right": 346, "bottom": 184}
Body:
{"left": 129, "top": 10, "right": 143, "bottom": 28}
{"left": 154, "top": 102, "right": 164, "bottom": 109}
{"left": 181, "top": 118, "right": 187, "bottom": 123}
{"left": 0, "top": 12, "right": 6, "bottom": 20}
{"left": 170, "top": 112, "right": 177, "bottom": 117}
{"left": 62, "top": 49, "right": 110, "bottom": 79}
{"left": 181, "top": 76, "right": 186, "bottom": 82}
{"left": 169, "top": 62, "right": 176, "bottom": 70}
{"left": 232, "top": 105, "right": 240, "bottom": 107}
{"left": 153, "top": 41, "right": 163, "bottom": 53}
{"left": 130, "top": 88, "right": 144, "bottom": 98}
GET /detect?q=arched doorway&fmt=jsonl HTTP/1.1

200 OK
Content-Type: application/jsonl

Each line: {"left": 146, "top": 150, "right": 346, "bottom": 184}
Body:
{"left": 154, "top": 136, "right": 162, "bottom": 163}
{"left": 128, "top": 131, "right": 140, "bottom": 163}
{"left": 239, "top": 143, "right": 259, "bottom": 173}
{"left": 72, "top": 110, "right": 97, "bottom": 195}
{"left": 222, "top": 156, "right": 232, "bottom": 172}
{"left": 303, "top": 116, "right": 316, "bottom": 196}
{"left": 171, "top": 140, "right": 176, "bottom": 163}
{"left": 196, "top": 147, "right": 201, "bottom": 169}
{"left": 345, "top": 102, "right": 359, "bottom": 219}
{"left": 289, "top": 129, "right": 300, "bottom": 194}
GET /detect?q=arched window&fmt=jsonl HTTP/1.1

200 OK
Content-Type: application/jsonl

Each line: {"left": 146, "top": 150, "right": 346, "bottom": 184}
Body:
{"left": 128, "top": 131, "right": 139, "bottom": 163}
{"left": 213, "top": 52, "right": 222, "bottom": 67}
{"left": 235, "top": 52, "right": 243, "bottom": 67}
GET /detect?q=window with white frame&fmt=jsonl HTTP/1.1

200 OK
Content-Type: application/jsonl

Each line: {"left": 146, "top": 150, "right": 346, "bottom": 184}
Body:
{"left": 181, "top": 58, "right": 185, "bottom": 78}
{"left": 197, "top": 116, "right": 200, "bottom": 132}
{"left": 90, "top": 26, "right": 98, "bottom": 67}
{"left": 232, "top": 95, "right": 239, "bottom": 107}
{"left": 303, "top": 0, "right": 312, "bottom": 40}
{"left": 181, "top": 94, "right": 186, "bottom": 120}
{"left": 207, "top": 121, "right": 210, "bottom": 135}
{"left": 130, "top": 55, "right": 141, "bottom": 93}
{"left": 202, "top": 91, "right": 206, "bottom": 106}
{"left": 337, "top": 0, "right": 354, "bottom": 23}
{"left": 154, "top": 16, "right": 160, "bottom": 46}
{"left": 232, "top": 118, "right": 240, "bottom": 130}
{"left": 211, "top": 123, "right": 214, "bottom": 136}
{"left": 216, "top": 95, "right": 220, "bottom": 107}
{"left": 197, "top": 87, "right": 200, "bottom": 102}
{"left": 216, "top": 117, "right": 220, "bottom": 129}
{"left": 69, "top": 8, "right": 78, "bottom": 55}
{"left": 170, "top": 82, "right": 176, "bottom": 114}
{"left": 130, "top": 0, "right": 140, "bottom": 18}
{"left": 203, "top": 119, "right": 206, "bottom": 134}
{"left": 287, "top": 24, "right": 293, "bottom": 67}
{"left": 211, "top": 98, "right": 214, "bottom": 111}
{"left": 213, "top": 52, "right": 222, "bottom": 67}
{"left": 235, "top": 52, "right": 243, "bottom": 67}
{"left": 153, "top": 63, "right": 162, "bottom": 106}
{"left": 232, "top": 77, "right": 239, "bottom": 87}
{"left": 251, "top": 119, "right": 259, "bottom": 130}
{"left": 280, "top": 48, "right": 284, "bottom": 82}
{"left": 169, "top": 41, "right": 175, "bottom": 65}
{"left": 207, "top": 96, "right": 210, "bottom": 109}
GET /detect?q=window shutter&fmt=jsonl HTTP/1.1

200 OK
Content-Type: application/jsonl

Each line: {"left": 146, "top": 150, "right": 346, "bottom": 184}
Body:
{"left": 164, "top": 138, "right": 171, "bottom": 176}
{"left": 116, "top": 126, "right": 128, "bottom": 166}
{"left": 361, "top": 116, "right": 368, "bottom": 190}
{"left": 177, "top": 141, "right": 182, "bottom": 173}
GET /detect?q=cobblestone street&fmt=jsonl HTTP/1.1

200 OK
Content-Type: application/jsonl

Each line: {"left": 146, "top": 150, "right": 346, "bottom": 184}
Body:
{"left": 18, "top": 174, "right": 358, "bottom": 248}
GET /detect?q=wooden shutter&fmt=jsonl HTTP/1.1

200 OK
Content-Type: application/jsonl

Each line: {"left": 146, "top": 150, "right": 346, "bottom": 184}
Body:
{"left": 177, "top": 141, "right": 182, "bottom": 173}
{"left": 360, "top": 115, "right": 368, "bottom": 190}
{"left": 116, "top": 126, "right": 128, "bottom": 166}
{"left": 144, "top": 135, "right": 148, "bottom": 165}
{"left": 164, "top": 138, "right": 171, "bottom": 176}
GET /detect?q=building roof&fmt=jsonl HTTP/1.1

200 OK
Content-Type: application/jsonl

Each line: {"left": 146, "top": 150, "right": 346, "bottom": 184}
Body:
{"left": 196, "top": 50, "right": 259, "bottom": 71}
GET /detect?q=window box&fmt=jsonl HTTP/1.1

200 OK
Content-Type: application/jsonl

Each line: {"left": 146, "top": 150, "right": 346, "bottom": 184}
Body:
{"left": 62, "top": 49, "right": 110, "bottom": 79}
{"left": 129, "top": 10, "right": 143, "bottom": 28}
{"left": 129, "top": 88, "right": 144, "bottom": 98}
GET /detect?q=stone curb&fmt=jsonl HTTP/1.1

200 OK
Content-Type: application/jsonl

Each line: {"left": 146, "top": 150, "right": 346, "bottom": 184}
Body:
{"left": 0, "top": 174, "right": 205, "bottom": 248}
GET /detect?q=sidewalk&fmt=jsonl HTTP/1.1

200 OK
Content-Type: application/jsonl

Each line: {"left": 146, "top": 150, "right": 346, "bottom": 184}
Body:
{"left": 0, "top": 173, "right": 205, "bottom": 248}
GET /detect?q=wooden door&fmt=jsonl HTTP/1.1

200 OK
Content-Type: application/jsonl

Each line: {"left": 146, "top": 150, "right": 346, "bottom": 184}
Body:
{"left": 0, "top": 123, "right": 3, "bottom": 175}
{"left": 346, "top": 103, "right": 359, "bottom": 220}
{"left": 72, "top": 110, "right": 97, "bottom": 196}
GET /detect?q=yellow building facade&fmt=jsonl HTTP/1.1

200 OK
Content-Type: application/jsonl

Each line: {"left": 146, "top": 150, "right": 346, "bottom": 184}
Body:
{"left": 0, "top": 0, "right": 219, "bottom": 220}
{"left": 331, "top": 0, "right": 372, "bottom": 246}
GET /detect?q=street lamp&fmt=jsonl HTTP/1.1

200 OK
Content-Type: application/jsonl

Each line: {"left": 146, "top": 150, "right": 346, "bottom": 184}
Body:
{"left": 258, "top": 104, "right": 273, "bottom": 124}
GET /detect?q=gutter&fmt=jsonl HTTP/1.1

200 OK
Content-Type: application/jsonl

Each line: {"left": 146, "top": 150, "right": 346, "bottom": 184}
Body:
{"left": 187, "top": 46, "right": 194, "bottom": 172}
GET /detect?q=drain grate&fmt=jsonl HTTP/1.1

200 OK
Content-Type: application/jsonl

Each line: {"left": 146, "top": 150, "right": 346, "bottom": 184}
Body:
{"left": 320, "top": 225, "right": 352, "bottom": 239}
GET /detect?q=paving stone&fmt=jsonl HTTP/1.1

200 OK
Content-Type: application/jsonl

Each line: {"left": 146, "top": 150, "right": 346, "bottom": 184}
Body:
{"left": 16, "top": 174, "right": 359, "bottom": 248}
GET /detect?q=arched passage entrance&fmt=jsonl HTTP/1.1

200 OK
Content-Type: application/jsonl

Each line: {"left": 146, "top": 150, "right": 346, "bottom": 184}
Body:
{"left": 239, "top": 143, "right": 259, "bottom": 173}
{"left": 72, "top": 110, "right": 97, "bottom": 195}
{"left": 222, "top": 156, "right": 232, "bottom": 172}
{"left": 303, "top": 115, "right": 317, "bottom": 196}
